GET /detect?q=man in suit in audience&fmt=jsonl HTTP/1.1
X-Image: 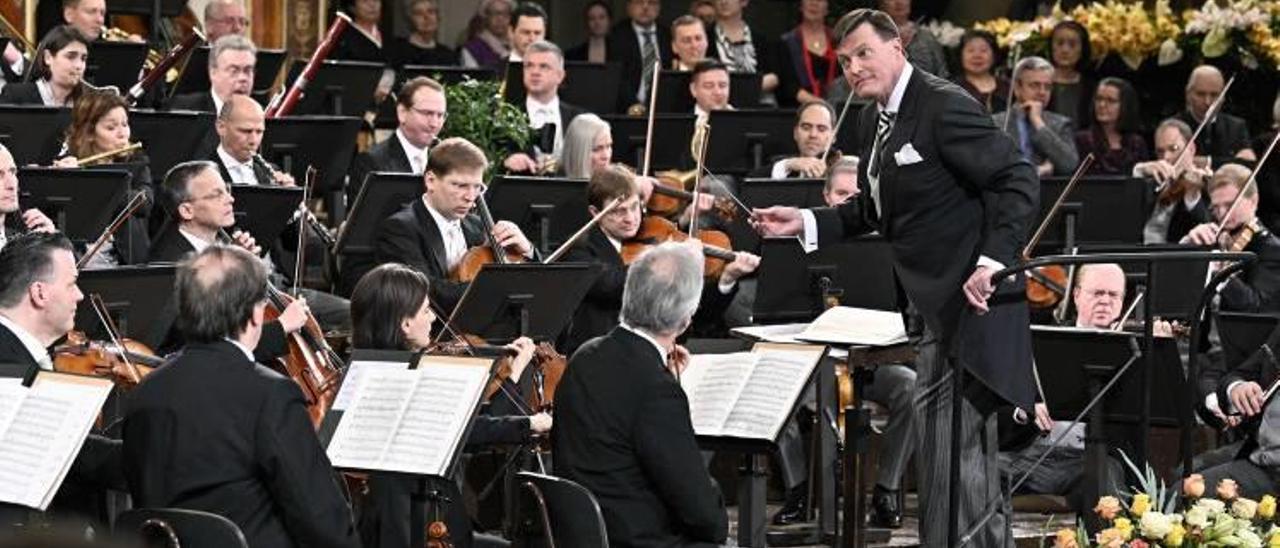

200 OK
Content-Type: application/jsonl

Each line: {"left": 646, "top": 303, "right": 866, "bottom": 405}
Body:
{"left": 203, "top": 0, "right": 249, "bottom": 44}
{"left": 503, "top": 40, "right": 587, "bottom": 173}
{"left": 1177, "top": 65, "right": 1256, "bottom": 167}
{"left": 348, "top": 76, "right": 445, "bottom": 206}
{"left": 670, "top": 15, "right": 707, "bottom": 71}
{"left": 608, "top": 0, "right": 670, "bottom": 112}
{"left": 123, "top": 243, "right": 360, "bottom": 548}
{"left": 167, "top": 34, "right": 255, "bottom": 114}
{"left": 554, "top": 240, "right": 729, "bottom": 548}
{"left": 750, "top": 100, "right": 837, "bottom": 179}
{"left": 753, "top": 9, "right": 1038, "bottom": 545}
{"left": 1182, "top": 164, "right": 1280, "bottom": 313}
{"left": 992, "top": 56, "right": 1079, "bottom": 177}
{"left": 0, "top": 231, "right": 123, "bottom": 535}
{"left": 373, "top": 137, "right": 534, "bottom": 314}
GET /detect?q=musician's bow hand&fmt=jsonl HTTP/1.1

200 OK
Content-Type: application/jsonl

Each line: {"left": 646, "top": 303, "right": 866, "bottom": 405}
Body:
{"left": 231, "top": 229, "right": 262, "bottom": 256}
{"left": 528, "top": 412, "right": 553, "bottom": 434}
{"left": 278, "top": 297, "right": 309, "bottom": 334}
{"left": 492, "top": 220, "right": 533, "bottom": 258}
{"left": 719, "top": 251, "right": 760, "bottom": 287}
{"left": 1229, "top": 381, "right": 1265, "bottom": 418}
{"left": 1032, "top": 403, "right": 1054, "bottom": 433}
{"left": 666, "top": 344, "right": 690, "bottom": 379}
{"left": 503, "top": 153, "right": 539, "bottom": 174}
{"left": 1181, "top": 223, "right": 1222, "bottom": 247}
{"left": 786, "top": 157, "right": 827, "bottom": 178}
{"left": 505, "top": 336, "right": 536, "bottom": 380}
{"left": 962, "top": 265, "right": 996, "bottom": 314}
{"left": 634, "top": 176, "right": 656, "bottom": 203}
{"left": 21, "top": 208, "right": 54, "bottom": 233}
{"left": 749, "top": 206, "right": 803, "bottom": 237}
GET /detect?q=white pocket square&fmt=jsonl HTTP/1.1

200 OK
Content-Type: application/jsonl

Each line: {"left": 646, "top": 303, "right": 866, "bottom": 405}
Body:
{"left": 894, "top": 143, "right": 923, "bottom": 166}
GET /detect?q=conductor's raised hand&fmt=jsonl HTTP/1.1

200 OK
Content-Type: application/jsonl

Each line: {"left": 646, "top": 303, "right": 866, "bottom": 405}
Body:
{"left": 749, "top": 206, "right": 803, "bottom": 237}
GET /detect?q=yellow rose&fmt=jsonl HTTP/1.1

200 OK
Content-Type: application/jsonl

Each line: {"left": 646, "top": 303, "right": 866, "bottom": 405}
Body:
{"left": 1131, "top": 493, "right": 1151, "bottom": 517}
{"left": 1114, "top": 517, "right": 1134, "bottom": 540}
{"left": 1260, "top": 494, "right": 1277, "bottom": 519}
{"left": 1096, "top": 496, "right": 1123, "bottom": 520}
{"left": 1218, "top": 478, "right": 1240, "bottom": 501}
{"left": 1185, "top": 473, "right": 1206, "bottom": 498}
{"left": 1166, "top": 523, "right": 1186, "bottom": 547}
{"left": 1053, "top": 528, "right": 1080, "bottom": 548}
{"left": 1270, "top": 530, "right": 1280, "bottom": 548}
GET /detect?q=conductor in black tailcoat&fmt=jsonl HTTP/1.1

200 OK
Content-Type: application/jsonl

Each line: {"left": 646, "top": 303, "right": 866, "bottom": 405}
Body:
{"left": 752, "top": 9, "right": 1038, "bottom": 546}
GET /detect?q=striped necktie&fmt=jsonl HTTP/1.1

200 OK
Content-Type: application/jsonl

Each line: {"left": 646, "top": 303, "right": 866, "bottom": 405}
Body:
{"left": 640, "top": 30, "right": 657, "bottom": 101}
{"left": 867, "top": 109, "right": 895, "bottom": 215}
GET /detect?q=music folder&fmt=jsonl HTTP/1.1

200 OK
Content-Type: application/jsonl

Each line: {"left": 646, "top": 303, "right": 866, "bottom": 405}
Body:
{"left": 0, "top": 106, "right": 70, "bottom": 166}
{"left": 74, "top": 265, "right": 178, "bottom": 350}
{"left": 449, "top": 263, "right": 597, "bottom": 344}
{"left": 230, "top": 184, "right": 304, "bottom": 246}
{"left": 17, "top": 167, "right": 131, "bottom": 244}
{"left": 85, "top": 41, "right": 147, "bottom": 92}
{"left": 681, "top": 343, "right": 827, "bottom": 448}
{"left": 0, "top": 371, "right": 114, "bottom": 510}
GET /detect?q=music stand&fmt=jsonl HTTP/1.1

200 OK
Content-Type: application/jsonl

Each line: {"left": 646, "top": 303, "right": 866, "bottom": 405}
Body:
{"left": 1034, "top": 176, "right": 1153, "bottom": 249}
{"left": 85, "top": 41, "right": 148, "bottom": 92}
{"left": 561, "top": 61, "right": 621, "bottom": 115}
{"left": 705, "top": 109, "right": 797, "bottom": 173}
{"left": 724, "top": 177, "right": 827, "bottom": 251}
{"left": 1074, "top": 243, "right": 1211, "bottom": 319}
{"left": 0, "top": 106, "right": 70, "bottom": 166}
{"left": 450, "top": 263, "right": 596, "bottom": 343}
{"left": 170, "top": 47, "right": 288, "bottom": 97}
{"left": 261, "top": 116, "right": 362, "bottom": 193}
{"left": 128, "top": 109, "right": 216, "bottom": 178}
{"left": 1217, "top": 312, "right": 1280, "bottom": 371}
{"left": 603, "top": 113, "right": 694, "bottom": 172}
{"left": 282, "top": 59, "right": 385, "bottom": 117}
{"left": 500, "top": 61, "right": 524, "bottom": 105}
{"left": 486, "top": 175, "right": 587, "bottom": 254}
{"left": 753, "top": 237, "right": 897, "bottom": 323}
{"left": 334, "top": 172, "right": 422, "bottom": 295}
{"left": 654, "top": 70, "right": 763, "bottom": 113}
{"left": 230, "top": 184, "right": 304, "bottom": 245}
{"left": 106, "top": 0, "right": 186, "bottom": 45}
{"left": 17, "top": 167, "right": 130, "bottom": 244}
{"left": 74, "top": 264, "right": 177, "bottom": 349}
{"left": 401, "top": 65, "right": 497, "bottom": 85}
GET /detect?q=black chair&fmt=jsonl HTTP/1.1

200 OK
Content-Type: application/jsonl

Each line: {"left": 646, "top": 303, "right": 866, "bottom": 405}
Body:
{"left": 115, "top": 508, "right": 249, "bottom": 548}
{"left": 517, "top": 471, "right": 608, "bottom": 548}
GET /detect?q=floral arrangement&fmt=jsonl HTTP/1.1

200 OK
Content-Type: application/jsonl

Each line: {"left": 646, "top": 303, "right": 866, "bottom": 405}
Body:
{"left": 1053, "top": 472, "right": 1280, "bottom": 547}
{"left": 921, "top": 19, "right": 966, "bottom": 49}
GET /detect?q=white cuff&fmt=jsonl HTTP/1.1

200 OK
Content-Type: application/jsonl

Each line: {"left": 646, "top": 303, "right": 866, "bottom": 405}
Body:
{"left": 1224, "top": 381, "right": 1245, "bottom": 413}
{"left": 717, "top": 280, "right": 736, "bottom": 294}
{"left": 1205, "top": 392, "right": 1222, "bottom": 414}
{"left": 800, "top": 209, "right": 819, "bottom": 253}
{"left": 976, "top": 255, "right": 1006, "bottom": 279}
{"left": 770, "top": 159, "right": 790, "bottom": 180}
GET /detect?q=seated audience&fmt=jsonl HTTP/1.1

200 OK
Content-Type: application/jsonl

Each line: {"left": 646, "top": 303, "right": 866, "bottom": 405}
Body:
{"left": 1074, "top": 77, "right": 1148, "bottom": 176}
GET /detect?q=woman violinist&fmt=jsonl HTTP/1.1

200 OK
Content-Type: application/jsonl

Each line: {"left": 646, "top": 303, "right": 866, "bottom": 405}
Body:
{"left": 349, "top": 263, "right": 551, "bottom": 548}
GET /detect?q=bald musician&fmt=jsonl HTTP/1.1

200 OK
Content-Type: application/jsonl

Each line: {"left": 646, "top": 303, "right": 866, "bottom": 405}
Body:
{"left": 212, "top": 95, "right": 295, "bottom": 187}
{"left": 0, "top": 144, "right": 56, "bottom": 249}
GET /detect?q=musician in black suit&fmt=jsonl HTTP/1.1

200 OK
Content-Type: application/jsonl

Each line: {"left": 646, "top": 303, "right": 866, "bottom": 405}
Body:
{"left": 373, "top": 137, "right": 534, "bottom": 314}
{"left": 1138, "top": 118, "right": 1213, "bottom": 245}
{"left": 1181, "top": 164, "right": 1280, "bottom": 313}
{"left": 1176, "top": 65, "right": 1256, "bottom": 167}
{"left": 753, "top": 10, "right": 1038, "bottom": 545}
{"left": 0, "top": 231, "right": 123, "bottom": 534}
{"left": 562, "top": 164, "right": 757, "bottom": 353}
{"left": 0, "top": 26, "right": 89, "bottom": 107}
{"left": 348, "top": 76, "right": 445, "bottom": 206}
{"left": 166, "top": 34, "right": 255, "bottom": 115}
{"left": 607, "top": 0, "right": 671, "bottom": 112}
{"left": 503, "top": 40, "right": 589, "bottom": 174}
{"left": 123, "top": 243, "right": 359, "bottom": 548}
{"left": 0, "top": 145, "right": 56, "bottom": 251}
{"left": 554, "top": 241, "right": 728, "bottom": 547}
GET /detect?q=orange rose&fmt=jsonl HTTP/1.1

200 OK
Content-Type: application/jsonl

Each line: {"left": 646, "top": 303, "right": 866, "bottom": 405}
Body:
{"left": 1184, "top": 474, "right": 1205, "bottom": 498}
{"left": 1217, "top": 478, "right": 1239, "bottom": 501}
{"left": 1095, "top": 496, "right": 1123, "bottom": 520}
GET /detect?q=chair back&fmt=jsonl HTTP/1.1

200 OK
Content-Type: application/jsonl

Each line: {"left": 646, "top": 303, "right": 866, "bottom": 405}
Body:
{"left": 115, "top": 508, "right": 249, "bottom": 548}
{"left": 517, "top": 471, "right": 608, "bottom": 548}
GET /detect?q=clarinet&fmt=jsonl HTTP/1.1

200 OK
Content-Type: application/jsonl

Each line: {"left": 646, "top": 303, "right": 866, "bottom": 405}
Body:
{"left": 252, "top": 154, "right": 338, "bottom": 249}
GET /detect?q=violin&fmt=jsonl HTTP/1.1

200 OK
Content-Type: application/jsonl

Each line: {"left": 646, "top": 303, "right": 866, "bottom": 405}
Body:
{"left": 53, "top": 330, "right": 162, "bottom": 388}
{"left": 450, "top": 194, "right": 526, "bottom": 283}
{"left": 647, "top": 170, "right": 738, "bottom": 221}
{"left": 621, "top": 216, "right": 736, "bottom": 280}
{"left": 1021, "top": 154, "right": 1095, "bottom": 309}
{"left": 1226, "top": 218, "right": 1266, "bottom": 253}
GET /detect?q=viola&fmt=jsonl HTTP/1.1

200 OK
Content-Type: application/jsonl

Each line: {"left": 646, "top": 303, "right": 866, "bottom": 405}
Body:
{"left": 620, "top": 216, "right": 736, "bottom": 280}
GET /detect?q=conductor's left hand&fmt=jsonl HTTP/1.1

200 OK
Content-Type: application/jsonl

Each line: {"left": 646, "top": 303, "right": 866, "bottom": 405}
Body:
{"left": 963, "top": 266, "right": 996, "bottom": 314}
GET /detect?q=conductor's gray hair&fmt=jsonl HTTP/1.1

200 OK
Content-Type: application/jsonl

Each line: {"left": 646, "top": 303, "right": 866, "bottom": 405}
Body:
{"left": 620, "top": 242, "right": 704, "bottom": 336}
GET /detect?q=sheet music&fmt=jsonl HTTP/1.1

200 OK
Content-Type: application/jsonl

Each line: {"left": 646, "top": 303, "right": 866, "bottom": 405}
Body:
{"left": 797, "top": 306, "right": 907, "bottom": 346}
{"left": 721, "top": 349, "right": 823, "bottom": 440}
{"left": 0, "top": 374, "right": 112, "bottom": 510}
{"left": 730, "top": 323, "right": 808, "bottom": 344}
{"left": 680, "top": 353, "right": 758, "bottom": 436}
{"left": 331, "top": 360, "right": 411, "bottom": 412}
{"left": 327, "top": 368, "right": 416, "bottom": 469}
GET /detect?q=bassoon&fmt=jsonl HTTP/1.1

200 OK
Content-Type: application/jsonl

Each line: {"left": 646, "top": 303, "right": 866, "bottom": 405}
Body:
{"left": 264, "top": 12, "right": 351, "bottom": 118}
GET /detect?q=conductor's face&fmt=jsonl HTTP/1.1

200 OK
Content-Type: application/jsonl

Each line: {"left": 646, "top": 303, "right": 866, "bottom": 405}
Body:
{"left": 180, "top": 169, "right": 236, "bottom": 230}
{"left": 425, "top": 167, "right": 485, "bottom": 221}
{"left": 837, "top": 22, "right": 906, "bottom": 104}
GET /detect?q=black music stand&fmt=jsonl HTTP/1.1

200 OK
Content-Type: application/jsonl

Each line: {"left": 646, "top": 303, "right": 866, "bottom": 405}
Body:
{"left": 603, "top": 113, "right": 694, "bottom": 172}
{"left": 654, "top": 70, "right": 763, "bottom": 113}
{"left": 170, "top": 47, "right": 288, "bottom": 96}
{"left": 753, "top": 236, "right": 898, "bottom": 323}
{"left": 0, "top": 106, "right": 70, "bottom": 166}
{"left": 1033, "top": 176, "right": 1153, "bottom": 249}
{"left": 486, "top": 175, "right": 587, "bottom": 254}
{"left": 450, "top": 263, "right": 596, "bottom": 343}
{"left": 74, "top": 264, "right": 177, "bottom": 349}
{"left": 727, "top": 177, "right": 826, "bottom": 251}
{"left": 17, "top": 167, "right": 130, "bottom": 244}
{"left": 561, "top": 61, "right": 621, "bottom": 115}
{"left": 500, "top": 61, "right": 525, "bottom": 105}
{"left": 334, "top": 172, "right": 422, "bottom": 295}
{"left": 85, "top": 41, "right": 148, "bottom": 92}
{"left": 282, "top": 59, "right": 385, "bottom": 117}
{"left": 1217, "top": 312, "right": 1280, "bottom": 371}
{"left": 401, "top": 65, "right": 497, "bottom": 85}
{"left": 230, "top": 184, "right": 304, "bottom": 245}
{"left": 261, "top": 115, "right": 362, "bottom": 194}
{"left": 705, "top": 109, "right": 797, "bottom": 173}
{"left": 128, "top": 109, "right": 216, "bottom": 178}
{"left": 106, "top": 0, "right": 186, "bottom": 48}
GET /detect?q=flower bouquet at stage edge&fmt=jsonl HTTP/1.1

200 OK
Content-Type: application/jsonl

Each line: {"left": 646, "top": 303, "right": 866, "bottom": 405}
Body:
{"left": 1050, "top": 454, "right": 1280, "bottom": 547}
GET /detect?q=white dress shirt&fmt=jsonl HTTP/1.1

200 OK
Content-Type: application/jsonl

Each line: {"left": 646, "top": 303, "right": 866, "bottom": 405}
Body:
{"left": 0, "top": 313, "right": 52, "bottom": 370}
{"left": 423, "top": 196, "right": 467, "bottom": 270}
{"left": 179, "top": 227, "right": 213, "bottom": 253}
{"left": 211, "top": 88, "right": 227, "bottom": 117}
{"left": 396, "top": 129, "right": 429, "bottom": 175}
{"left": 526, "top": 95, "right": 563, "bottom": 156}
{"left": 620, "top": 322, "right": 668, "bottom": 366}
{"left": 218, "top": 146, "right": 258, "bottom": 185}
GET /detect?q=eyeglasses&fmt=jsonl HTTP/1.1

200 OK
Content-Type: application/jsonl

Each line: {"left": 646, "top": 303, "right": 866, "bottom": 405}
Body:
{"left": 210, "top": 16, "right": 250, "bottom": 27}
{"left": 447, "top": 181, "right": 487, "bottom": 194}
{"left": 218, "top": 64, "right": 255, "bottom": 77}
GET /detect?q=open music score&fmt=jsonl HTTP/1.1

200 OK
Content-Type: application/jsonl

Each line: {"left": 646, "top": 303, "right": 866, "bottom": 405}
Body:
{"left": 679, "top": 343, "right": 825, "bottom": 441}
{"left": 326, "top": 354, "right": 491, "bottom": 477}
{"left": 796, "top": 306, "right": 907, "bottom": 347}
{"left": 0, "top": 372, "right": 113, "bottom": 510}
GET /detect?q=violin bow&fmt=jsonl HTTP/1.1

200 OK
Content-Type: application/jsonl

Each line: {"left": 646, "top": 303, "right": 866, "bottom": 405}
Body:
{"left": 1022, "top": 153, "right": 1095, "bottom": 259}
{"left": 688, "top": 124, "right": 711, "bottom": 239}
{"left": 640, "top": 60, "right": 661, "bottom": 178}
{"left": 543, "top": 197, "right": 623, "bottom": 263}
{"left": 1214, "top": 128, "right": 1280, "bottom": 235}
{"left": 1157, "top": 75, "right": 1236, "bottom": 193}
{"left": 1002, "top": 43, "right": 1022, "bottom": 134}
{"left": 88, "top": 293, "right": 144, "bottom": 384}
{"left": 77, "top": 190, "right": 149, "bottom": 269}
{"left": 821, "top": 93, "right": 857, "bottom": 164}
{"left": 292, "top": 166, "right": 318, "bottom": 296}
{"left": 1113, "top": 289, "right": 1144, "bottom": 332}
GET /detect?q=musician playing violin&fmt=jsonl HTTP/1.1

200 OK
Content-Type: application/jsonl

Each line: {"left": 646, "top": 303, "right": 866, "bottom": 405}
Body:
{"left": 0, "top": 145, "right": 56, "bottom": 249}
{"left": 349, "top": 263, "right": 552, "bottom": 548}
{"left": 561, "top": 163, "right": 758, "bottom": 353}
{"left": 1137, "top": 118, "right": 1213, "bottom": 245}
{"left": 0, "top": 231, "right": 123, "bottom": 534}
{"left": 122, "top": 244, "right": 360, "bottom": 548}
{"left": 1181, "top": 164, "right": 1280, "bottom": 313}
{"left": 374, "top": 137, "right": 536, "bottom": 314}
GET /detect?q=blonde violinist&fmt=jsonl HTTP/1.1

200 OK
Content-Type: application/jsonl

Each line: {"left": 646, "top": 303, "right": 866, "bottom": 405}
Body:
{"left": 1180, "top": 164, "right": 1280, "bottom": 313}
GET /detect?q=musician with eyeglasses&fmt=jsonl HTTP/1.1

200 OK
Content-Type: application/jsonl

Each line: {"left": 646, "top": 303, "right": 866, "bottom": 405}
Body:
{"left": 1181, "top": 164, "right": 1280, "bottom": 314}
{"left": 167, "top": 34, "right": 256, "bottom": 115}
{"left": 203, "top": 0, "right": 250, "bottom": 43}
{"left": 348, "top": 76, "right": 447, "bottom": 207}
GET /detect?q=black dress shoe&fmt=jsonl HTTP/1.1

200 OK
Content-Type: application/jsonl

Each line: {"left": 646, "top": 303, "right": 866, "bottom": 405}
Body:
{"left": 869, "top": 487, "right": 903, "bottom": 529}
{"left": 771, "top": 484, "right": 809, "bottom": 526}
